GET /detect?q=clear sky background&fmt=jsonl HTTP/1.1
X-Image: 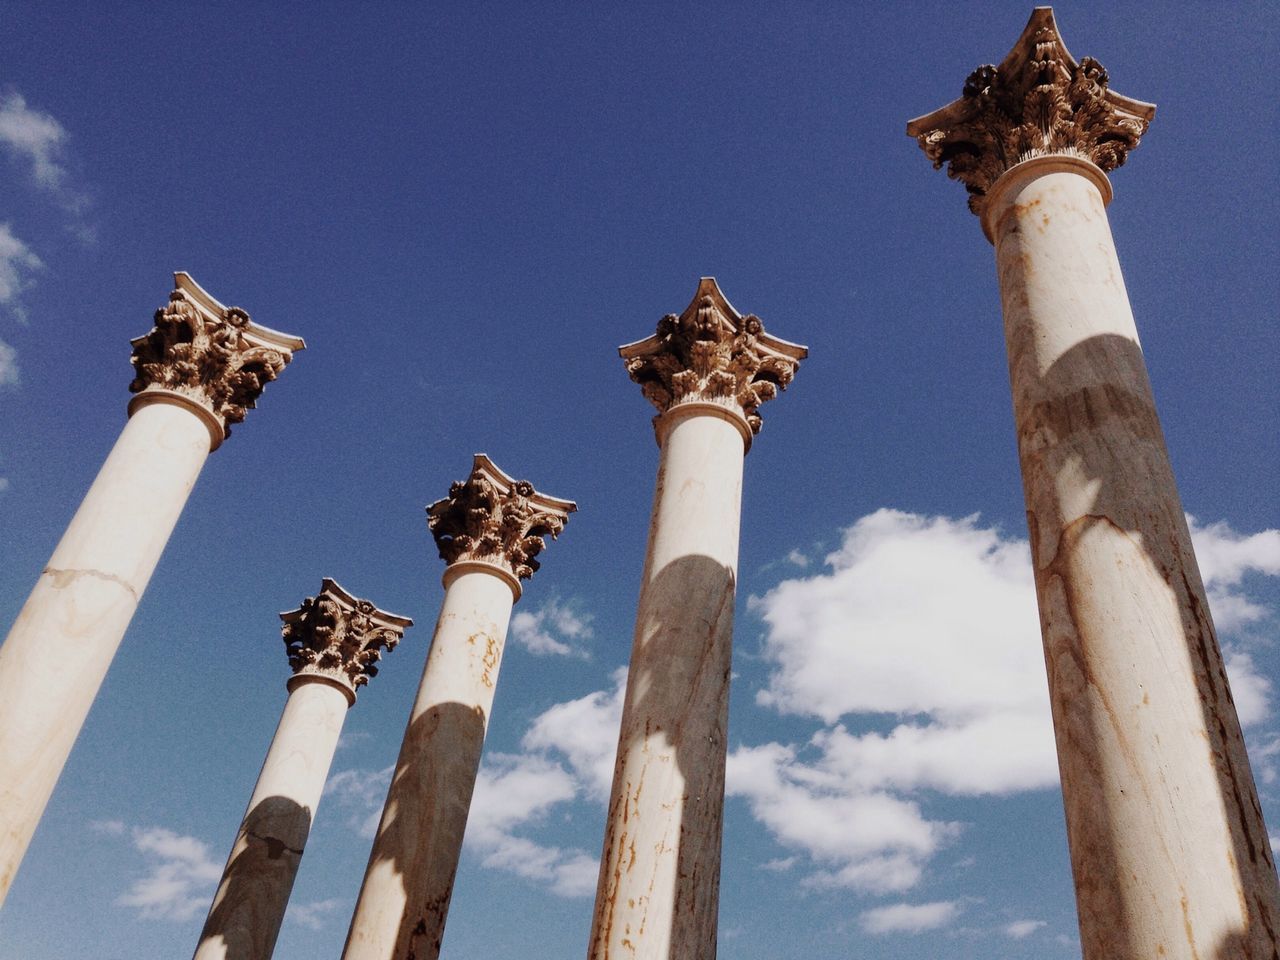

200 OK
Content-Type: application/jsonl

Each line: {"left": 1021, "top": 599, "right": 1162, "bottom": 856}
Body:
{"left": 0, "top": 2, "right": 1276, "bottom": 958}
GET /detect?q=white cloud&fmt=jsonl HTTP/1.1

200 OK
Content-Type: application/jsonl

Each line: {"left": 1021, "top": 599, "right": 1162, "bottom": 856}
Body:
{"left": 1004, "top": 919, "right": 1047, "bottom": 939}
{"left": 1189, "top": 516, "right": 1280, "bottom": 632}
{"left": 510, "top": 598, "right": 594, "bottom": 656}
{"left": 324, "top": 765, "right": 394, "bottom": 838}
{"left": 286, "top": 897, "right": 345, "bottom": 930}
{"left": 739, "top": 509, "right": 1280, "bottom": 895}
{"left": 859, "top": 900, "right": 961, "bottom": 935}
{"left": 90, "top": 818, "right": 126, "bottom": 836}
{"left": 1271, "top": 834, "right": 1279, "bottom": 856}
{"left": 466, "top": 752, "right": 597, "bottom": 898}
{"left": 520, "top": 668, "right": 625, "bottom": 799}
{"left": 0, "top": 222, "right": 43, "bottom": 330}
{"left": 116, "top": 826, "right": 223, "bottom": 922}
{"left": 0, "top": 92, "right": 68, "bottom": 190}
{"left": 785, "top": 548, "right": 809, "bottom": 568}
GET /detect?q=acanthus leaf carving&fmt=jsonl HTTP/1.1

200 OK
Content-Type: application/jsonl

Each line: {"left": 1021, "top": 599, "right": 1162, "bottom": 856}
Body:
{"left": 280, "top": 579, "right": 411, "bottom": 699}
{"left": 620, "top": 280, "right": 805, "bottom": 437}
{"left": 908, "top": 9, "right": 1154, "bottom": 216}
{"left": 427, "top": 457, "right": 575, "bottom": 582}
{"left": 129, "top": 280, "right": 299, "bottom": 436}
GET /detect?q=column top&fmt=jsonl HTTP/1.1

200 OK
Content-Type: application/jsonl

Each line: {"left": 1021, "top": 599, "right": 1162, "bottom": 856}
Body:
{"left": 619, "top": 277, "right": 807, "bottom": 449}
{"left": 426, "top": 453, "right": 575, "bottom": 601}
{"left": 906, "top": 7, "right": 1155, "bottom": 219}
{"left": 280, "top": 577, "right": 412, "bottom": 705}
{"left": 128, "top": 272, "right": 306, "bottom": 450}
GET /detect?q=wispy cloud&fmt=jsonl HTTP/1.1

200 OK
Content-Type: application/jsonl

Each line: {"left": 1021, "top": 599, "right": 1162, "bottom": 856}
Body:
{"left": 0, "top": 91, "right": 89, "bottom": 221}
{"left": 286, "top": 897, "right": 345, "bottom": 930}
{"left": 859, "top": 900, "right": 961, "bottom": 935}
{"left": 1003, "top": 919, "right": 1047, "bottom": 939}
{"left": 324, "top": 765, "right": 394, "bottom": 838}
{"left": 510, "top": 598, "right": 594, "bottom": 657}
{"left": 0, "top": 222, "right": 43, "bottom": 335}
{"left": 115, "top": 826, "right": 223, "bottom": 922}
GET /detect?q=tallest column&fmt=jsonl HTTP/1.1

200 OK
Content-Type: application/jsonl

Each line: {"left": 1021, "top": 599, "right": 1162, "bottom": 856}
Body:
{"left": 908, "top": 9, "right": 1279, "bottom": 958}
{"left": 0, "top": 273, "right": 303, "bottom": 906}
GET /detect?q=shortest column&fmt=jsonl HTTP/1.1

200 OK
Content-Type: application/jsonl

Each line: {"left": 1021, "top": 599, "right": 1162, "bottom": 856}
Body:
{"left": 194, "top": 579, "right": 411, "bottom": 960}
{"left": 341, "top": 454, "right": 574, "bottom": 960}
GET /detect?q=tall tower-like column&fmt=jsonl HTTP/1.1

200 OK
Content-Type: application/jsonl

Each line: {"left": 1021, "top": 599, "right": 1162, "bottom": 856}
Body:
{"left": 908, "top": 9, "right": 1280, "bottom": 957}
{"left": 194, "top": 580, "right": 410, "bottom": 960}
{"left": 0, "top": 273, "right": 303, "bottom": 905}
{"left": 341, "top": 455, "right": 574, "bottom": 960}
{"left": 587, "top": 279, "right": 805, "bottom": 959}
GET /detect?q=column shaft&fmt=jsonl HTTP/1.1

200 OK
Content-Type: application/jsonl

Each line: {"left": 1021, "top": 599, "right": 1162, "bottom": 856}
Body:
{"left": 341, "top": 568, "right": 515, "bottom": 960}
{"left": 989, "top": 159, "right": 1280, "bottom": 958}
{"left": 0, "top": 401, "right": 210, "bottom": 902}
{"left": 193, "top": 679, "right": 348, "bottom": 960}
{"left": 588, "top": 408, "right": 744, "bottom": 960}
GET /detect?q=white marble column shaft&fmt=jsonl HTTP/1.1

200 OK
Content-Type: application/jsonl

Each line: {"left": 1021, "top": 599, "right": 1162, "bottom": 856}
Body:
{"left": 194, "top": 679, "right": 349, "bottom": 960}
{"left": 0, "top": 399, "right": 211, "bottom": 901}
{"left": 588, "top": 406, "right": 745, "bottom": 960}
{"left": 341, "top": 566, "right": 514, "bottom": 960}
{"left": 987, "top": 156, "right": 1280, "bottom": 959}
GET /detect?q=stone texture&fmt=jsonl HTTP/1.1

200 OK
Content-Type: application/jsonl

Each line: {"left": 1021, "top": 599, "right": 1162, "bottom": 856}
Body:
{"left": 130, "top": 272, "right": 304, "bottom": 448}
{"left": 194, "top": 583, "right": 409, "bottom": 960}
{"left": 341, "top": 456, "right": 573, "bottom": 960}
{"left": 906, "top": 7, "right": 1154, "bottom": 219}
{"left": 588, "top": 281, "right": 805, "bottom": 960}
{"left": 0, "top": 274, "right": 302, "bottom": 909}
{"left": 908, "top": 10, "right": 1280, "bottom": 957}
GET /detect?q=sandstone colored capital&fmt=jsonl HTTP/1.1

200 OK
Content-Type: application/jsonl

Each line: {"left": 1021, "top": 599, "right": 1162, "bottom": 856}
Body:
{"left": 426, "top": 454, "right": 575, "bottom": 593}
{"left": 129, "top": 272, "right": 305, "bottom": 449}
{"left": 906, "top": 7, "right": 1155, "bottom": 216}
{"left": 620, "top": 277, "right": 806, "bottom": 442}
{"left": 280, "top": 579, "right": 412, "bottom": 703}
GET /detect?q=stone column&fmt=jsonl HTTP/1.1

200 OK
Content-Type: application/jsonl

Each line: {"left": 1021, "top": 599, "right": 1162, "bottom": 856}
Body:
{"left": 587, "top": 278, "right": 805, "bottom": 960}
{"left": 0, "top": 272, "right": 302, "bottom": 906}
{"left": 908, "top": 9, "right": 1280, "bottom": 958}
{"left": 193, "top": 580, "right": 410, "bottom": 960}
{"left": 341, "top": 454, "right": 574, "bottom": 960}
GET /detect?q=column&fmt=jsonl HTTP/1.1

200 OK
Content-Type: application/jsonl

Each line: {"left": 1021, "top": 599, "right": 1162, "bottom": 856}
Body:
{"left": 0, "top": 272, "right": 303, "bottom": 905}
{"left": 587, "top": 278, "right": 806, "bottom": 959}
{"left": 193, "top": 579, "right": 410, "bottom": 960}
{"left": 341, "top": 454, "right": 574, "bottom": 960}
{"left": 907, "top": 9, "right": 1280, "bottom": 958}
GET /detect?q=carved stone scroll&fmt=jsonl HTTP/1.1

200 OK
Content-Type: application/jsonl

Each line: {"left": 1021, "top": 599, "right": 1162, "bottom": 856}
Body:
{"left": 906, "top": 8, "right": 1155, "bottom": 215}
{"left": 129, "top": 272, "right": 305, "bottom": 437}
{"left": 426, "top": 454, "right": 575, "bottom": 582}
{"left": 280, "top": 578, "right": 412, "bottom": 700}
{"left": 620, "top": 277, "right": 806, "bottom": 436}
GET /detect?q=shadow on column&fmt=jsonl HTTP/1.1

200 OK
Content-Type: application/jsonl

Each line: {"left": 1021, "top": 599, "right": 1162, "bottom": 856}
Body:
{"left": 350, "top": 700, "right": 488, "bottom": 960}
{"left": 1020, "top": 332, "right": 1279, "bottom": 955}
{"left": 593, "top": 553, "right": 736, "bottom": 960}
{"left": 197, "top": 795, "right": 312, "bottom": 960}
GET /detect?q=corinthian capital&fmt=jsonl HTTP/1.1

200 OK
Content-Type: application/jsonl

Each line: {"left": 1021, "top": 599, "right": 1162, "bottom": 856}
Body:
{"left": 280, "top": 578, "right": 412, "bottom": 702}
{"left": 427, "top": 454, "right": 575, "bottom": 589}
{"left": 620, "top": 277, "right": 806, "bottom": 439}
{"left": 906, "top": 7, "right": 1155, "bottom": 215}
{"left": 128, "top": 272, "right": 305, "bottom": 445}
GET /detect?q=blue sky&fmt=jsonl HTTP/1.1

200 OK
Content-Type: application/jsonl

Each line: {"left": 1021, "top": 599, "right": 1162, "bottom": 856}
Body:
{"left": 0, "top": 2, "right": 1277, "bottom": 958}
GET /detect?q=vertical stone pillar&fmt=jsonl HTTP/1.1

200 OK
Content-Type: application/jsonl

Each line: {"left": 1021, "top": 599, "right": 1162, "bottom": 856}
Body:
{"left": 0, "top": 273, "right": 302, "bottom": 906}
{"left": 341, "top": 455, "right": 574, "bottom": 960}
{"left": 587, "top": 279, "right": 805, "bottom": 960}
{"left": 908, "top": 9, "right": 1280, "bottom": 958}
{"left": 194, "top": 580, "right": 410, "bottom": 960}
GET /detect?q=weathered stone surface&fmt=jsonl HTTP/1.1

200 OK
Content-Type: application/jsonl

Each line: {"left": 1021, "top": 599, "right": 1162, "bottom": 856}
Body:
{"left": 129, "top": 272, "right": 304, "bottom": 446}
{"left": 620, "top": 276, "right": 805, "bottom": 439}
{"left": 427, "top": 453, "right": 574, "bottom": 586}
{"left": 282, "top": 578, "right": 411, "bottom": 700}
{"left": 342, "top": 458, "right": 573, "bottom": 960}
{"left": 0, "top": 273, "right": 300, "bottom": 910}
{"left": 194, "top": 584, "right": 409, "bottom": 960}
{"left": 906, "top": 7, "right": 1154, "bottom": 216}
{"left": 589, "top": 281, "right": 804, "bottom": 960}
